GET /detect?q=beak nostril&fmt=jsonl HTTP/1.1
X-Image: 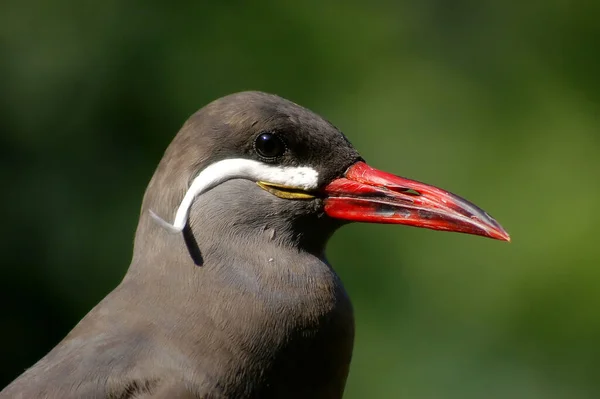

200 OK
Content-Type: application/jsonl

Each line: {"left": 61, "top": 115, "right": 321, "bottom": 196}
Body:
{"left": 393, "top": 188, "right": 421, "bottom": 196}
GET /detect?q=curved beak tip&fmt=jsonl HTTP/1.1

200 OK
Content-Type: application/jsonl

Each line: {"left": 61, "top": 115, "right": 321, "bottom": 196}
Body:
{"left": 493, "top": 227, "right": 511, "bottom": 242}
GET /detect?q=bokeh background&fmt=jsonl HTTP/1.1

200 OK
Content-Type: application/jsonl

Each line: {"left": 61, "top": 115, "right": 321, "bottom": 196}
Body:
{"left": 1, "top": 1, "right": 599, "bottom": 398}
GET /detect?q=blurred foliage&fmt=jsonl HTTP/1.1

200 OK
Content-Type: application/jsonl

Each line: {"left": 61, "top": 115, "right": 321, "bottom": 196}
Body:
{"left": 1, "top": 1, "right": 600, "bottom": 398}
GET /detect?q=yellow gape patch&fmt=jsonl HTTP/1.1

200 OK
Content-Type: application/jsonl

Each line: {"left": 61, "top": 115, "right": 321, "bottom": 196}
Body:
{"left": 257, "top": 181, "right": 316, "bottom": 200}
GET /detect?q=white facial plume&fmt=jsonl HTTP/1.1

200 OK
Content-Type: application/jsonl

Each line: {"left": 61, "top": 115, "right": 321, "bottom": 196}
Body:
{"left": 150, "top": 158, "right": 319, "bottom": 233}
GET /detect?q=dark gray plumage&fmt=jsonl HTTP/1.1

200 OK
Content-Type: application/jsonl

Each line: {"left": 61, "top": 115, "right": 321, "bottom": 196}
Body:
{"left": 1, "top": 92, "right": 359, "bottom": 398}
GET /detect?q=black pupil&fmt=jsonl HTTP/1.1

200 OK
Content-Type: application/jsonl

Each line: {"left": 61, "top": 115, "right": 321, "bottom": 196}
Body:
{"left": 256, "top": 133, "right": 284, "bottom": 158}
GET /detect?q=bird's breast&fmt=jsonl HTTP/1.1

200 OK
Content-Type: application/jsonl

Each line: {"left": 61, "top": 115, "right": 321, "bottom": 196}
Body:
{"left": 175, "top": 253, "right": 355, "bottom": 398}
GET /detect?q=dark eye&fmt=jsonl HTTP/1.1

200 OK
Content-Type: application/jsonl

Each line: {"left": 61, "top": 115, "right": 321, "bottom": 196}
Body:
{"left": 254, "top": 132, "right": 286, "bottom": 159}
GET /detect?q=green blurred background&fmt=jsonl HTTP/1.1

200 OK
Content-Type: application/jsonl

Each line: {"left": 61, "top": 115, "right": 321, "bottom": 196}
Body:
{"left": 1, "top": 1, "right": 599, "bottom": 398}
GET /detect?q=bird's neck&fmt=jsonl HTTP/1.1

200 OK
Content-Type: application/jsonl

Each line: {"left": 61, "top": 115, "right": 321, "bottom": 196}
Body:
{"left": 118, "top": 210, "right": 354, "bottom": 398}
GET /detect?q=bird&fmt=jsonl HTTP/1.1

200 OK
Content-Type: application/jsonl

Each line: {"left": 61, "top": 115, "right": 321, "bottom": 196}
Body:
{"left": 1, "top": 91, "right": 509, "bottom": 399}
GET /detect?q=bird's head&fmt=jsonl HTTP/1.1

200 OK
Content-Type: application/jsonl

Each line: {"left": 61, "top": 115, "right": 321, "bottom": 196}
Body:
{"left": 138, "top": 91, "right": 509, "bottom": 263}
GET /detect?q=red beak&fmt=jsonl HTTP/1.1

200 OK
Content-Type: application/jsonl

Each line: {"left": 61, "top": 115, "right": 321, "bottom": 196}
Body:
{"left": 323, "top": 162, "right": 510, "bottom": 241}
